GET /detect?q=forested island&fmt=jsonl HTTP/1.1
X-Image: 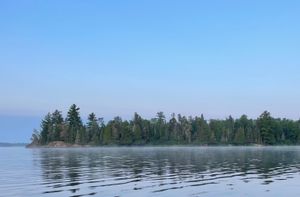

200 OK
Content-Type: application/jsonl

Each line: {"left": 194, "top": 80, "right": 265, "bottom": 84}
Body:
{"left": 28, "top": 104, "right": 300, "bottom": 147}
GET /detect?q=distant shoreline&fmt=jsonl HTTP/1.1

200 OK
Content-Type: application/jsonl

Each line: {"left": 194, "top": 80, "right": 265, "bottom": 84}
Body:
{"left": 0, "top": 142, "right": 27, "bottom": 147}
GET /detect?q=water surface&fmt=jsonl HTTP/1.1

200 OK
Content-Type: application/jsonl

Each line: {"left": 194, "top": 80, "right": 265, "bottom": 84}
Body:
{"left": 1, "top": 146, "right": 300, "bottom": 197}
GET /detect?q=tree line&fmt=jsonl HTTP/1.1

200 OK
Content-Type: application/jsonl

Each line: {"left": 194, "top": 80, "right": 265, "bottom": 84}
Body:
{"left": 30, "top": 104, "right": 300, "bottom": 146}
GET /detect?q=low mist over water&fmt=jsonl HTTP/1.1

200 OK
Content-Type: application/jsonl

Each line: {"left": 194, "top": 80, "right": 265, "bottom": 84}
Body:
{"left": 1, "top": 147, "right": 300, "bottom": 197}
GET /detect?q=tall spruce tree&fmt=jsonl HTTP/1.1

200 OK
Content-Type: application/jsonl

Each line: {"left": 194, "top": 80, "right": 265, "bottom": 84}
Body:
{"left": 257, "top": 111, "right": 275, "bottom": 145}
{"left": 66, "top": 104, "right": 83, "bottom": 144}
{"left": 49, "top": 110, "right": 64, "bottom": 142}
{"left": 132, "top": 113, "right": 143, "bottom": 144}
{"left": 40, "top": 113, "right": 52, "bottom": 145}
{"left": 86, "top": 113, "right": 101, "bottom": 144}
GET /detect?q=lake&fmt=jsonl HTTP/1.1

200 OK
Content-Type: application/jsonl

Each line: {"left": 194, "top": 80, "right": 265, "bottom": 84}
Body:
{"left": 1, "top": 146, "right": 300, "bottom": 197}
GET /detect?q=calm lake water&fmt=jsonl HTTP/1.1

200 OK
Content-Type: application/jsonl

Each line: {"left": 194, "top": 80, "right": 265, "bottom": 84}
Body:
{"left": 1, "top": 147, "right": 300, "bottom": 197}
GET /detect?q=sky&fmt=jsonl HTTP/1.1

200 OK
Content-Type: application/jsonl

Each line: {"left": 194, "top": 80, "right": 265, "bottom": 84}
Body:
{"left": 0, "top": 0, "right": 300, "bottom": 142}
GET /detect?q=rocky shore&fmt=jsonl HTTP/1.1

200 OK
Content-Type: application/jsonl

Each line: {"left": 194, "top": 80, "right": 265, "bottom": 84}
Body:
{"left": 26, "top": 141, "right": 90, "bottom": 148}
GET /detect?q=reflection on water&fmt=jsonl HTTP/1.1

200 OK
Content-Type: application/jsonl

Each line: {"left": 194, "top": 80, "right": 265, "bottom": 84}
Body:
{"left": 1, "top": 147, "right": 300, "bottom": 197}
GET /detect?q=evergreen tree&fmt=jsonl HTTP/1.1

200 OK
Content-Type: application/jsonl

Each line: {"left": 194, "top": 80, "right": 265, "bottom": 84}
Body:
{"left": 102, "top": 124, "right": 112, "bottom": 145}
{"left": 132, "top": 113, "right": 143, "bottom": 144}
{"left": 40, "top": 113, "right": 52, "bottom": 145}
{"left": 111, "top": 116, "right": 123, "bottom": 143}
{"left": 179, "top": 116, "right": 192, "bottom": 143}
{"left": 66, "top": 104, "right": 83, "bottom": 143}
{"left": 168, "top": 113, "right": 178, "bottom": 143}
{"left": 86, "top": 113, "right": 101, "bottom": 145}
{"left": 195, "top": 115, "right": 210, "bottom": 144}
{"left": 156, "top": 112, "right": 167, "bottom": 142}
{"left": 257, "top": 111, "right": 275, "bottom": 145}
{"left": 120, "top": 121, "right": 133, "bottom": 145}
{"left": 49, "top": 110, "right": 64, "bottom": 142}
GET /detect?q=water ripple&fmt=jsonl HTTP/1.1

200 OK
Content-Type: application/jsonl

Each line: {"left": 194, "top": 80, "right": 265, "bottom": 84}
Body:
{"left": 2, "top": 147, "right": 300, "bottom": 196}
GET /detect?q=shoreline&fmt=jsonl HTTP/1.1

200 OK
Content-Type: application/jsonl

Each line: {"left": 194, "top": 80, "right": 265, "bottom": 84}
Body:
{"left": 26, "top": 141, "right": 91, "bottom": 148}
{"left": 26, "top": 141, "right": 300, "bottom": 148}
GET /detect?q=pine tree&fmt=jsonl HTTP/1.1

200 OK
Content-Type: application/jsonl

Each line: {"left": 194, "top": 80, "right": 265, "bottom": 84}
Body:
{"left": 66, "top": 104, "right": 83, "bottom": 143}
{"left": 40, "top": 113, "right": 52, "bottom": 145}
{"left": 102, "top": 125, "right": 112, "bottom": 145}
{"left": 257, "top": 111, "right": 275, "bottom": 145}
{"left": 86, "top": 113, "right": 101, "bottom": 145}
{"left": 132, "top": 113, "right": 143, "bottom": 144}
{"left": 50, "top": 110, "right": 64, "bottom": 141}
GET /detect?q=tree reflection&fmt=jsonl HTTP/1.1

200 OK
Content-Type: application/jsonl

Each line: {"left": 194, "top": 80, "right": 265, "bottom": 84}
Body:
{"left": 36, "top": 147, "right": 300, "bottom": 196}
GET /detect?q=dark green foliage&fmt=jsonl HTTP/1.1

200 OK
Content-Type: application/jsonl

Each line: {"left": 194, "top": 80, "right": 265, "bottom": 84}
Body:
{"left": 168, "top": 113, "right": 179, "bottom": 143}
{"left": 40, "top": 113, "right": 52, "bottom": 145}
{"left": 120, "top": 121, "right": 133, "bottom": 145}
{"left": 49, "top": 110, "right": 64, "bottom": 142}
{"left": 234, "top": 127, "right": 245, "bottom": 144}
{"left": 31, "top": 106, "right": 300, "bottom": 146}
{"left": 102, "top": 124, "right": 112, "bottom": 145}
{"left": 86, "top": 113, "right": 101, "bottom": 145}
{"left": 194, "top": 114, "right": 210, "bottom": 144}
{"left": 132, "top": 113, "right": 144, "bottom": 144}
{"left": 66, "top": 104, "right": 83, "bottom": 143}
{"left": 257, "top": 111, "right": 276, "bottom": 145}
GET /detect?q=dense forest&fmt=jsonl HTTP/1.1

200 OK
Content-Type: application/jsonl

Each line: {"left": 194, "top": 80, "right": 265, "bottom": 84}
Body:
{"left": 30, "top": 104, "right": 300, "bottom": 146}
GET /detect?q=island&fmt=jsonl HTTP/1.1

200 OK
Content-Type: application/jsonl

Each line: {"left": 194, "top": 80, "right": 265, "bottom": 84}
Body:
{"left": 28, "top": 104, "right": 300, "bottom": 147}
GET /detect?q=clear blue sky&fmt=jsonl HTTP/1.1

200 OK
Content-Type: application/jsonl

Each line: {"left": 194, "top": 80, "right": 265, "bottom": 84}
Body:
{"left": 0, "top": 0, "right": 300, "bottom": 142}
